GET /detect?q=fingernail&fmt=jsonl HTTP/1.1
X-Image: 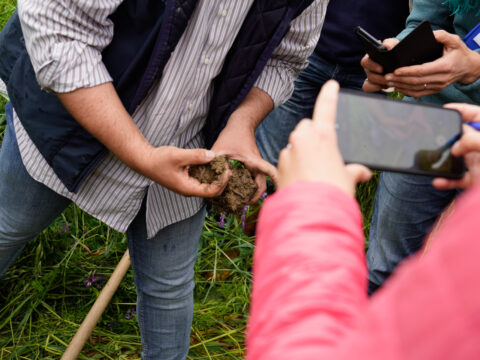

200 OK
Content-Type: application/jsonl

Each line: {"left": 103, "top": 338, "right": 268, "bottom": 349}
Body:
{"left": 205, "top": 150, "right": 215, "bottom": 160}
{"left": 396, "top": 71, "right": 402, "bottom": 75}
{"left": 385, "top": 75, "right": 392, "bottom": 81}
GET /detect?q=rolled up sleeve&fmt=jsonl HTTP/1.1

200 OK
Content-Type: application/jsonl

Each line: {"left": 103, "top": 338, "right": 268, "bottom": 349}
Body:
{"left": 17, "top": 0, "right": 122, "bottom": 93}
{"left": 254, "top": 0, "right": 327, "bottom": 107}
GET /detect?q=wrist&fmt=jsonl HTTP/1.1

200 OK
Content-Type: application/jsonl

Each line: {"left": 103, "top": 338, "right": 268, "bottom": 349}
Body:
{"left": 460, "top": 51, "right": 480, "bottom": 84}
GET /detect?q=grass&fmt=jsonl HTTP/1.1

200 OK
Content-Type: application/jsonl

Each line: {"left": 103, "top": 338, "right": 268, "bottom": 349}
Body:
{"left": 0, "top": 2, "right": 379, "bottom": 358}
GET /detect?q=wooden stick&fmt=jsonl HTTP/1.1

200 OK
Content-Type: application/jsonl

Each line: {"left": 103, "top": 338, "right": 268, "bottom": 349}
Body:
{"left": 61, "top": 250, "right": 131, "bottom": 360}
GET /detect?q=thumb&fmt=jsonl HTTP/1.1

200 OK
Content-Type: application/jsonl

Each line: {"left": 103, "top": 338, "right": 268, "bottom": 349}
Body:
{"left": 451, "top": 129, "right": 480, "bottom": 156}
{"left": 177, "top": 148, "right": 216, "bottom": 166}
{"left": 382, "top": 37, "right": 400, "bottom": 50}
{"left": 433, "top": 29, "right": 457, "bottom": 47}
{"left": 345, "top": 164, "right": 373, "bottom": 185}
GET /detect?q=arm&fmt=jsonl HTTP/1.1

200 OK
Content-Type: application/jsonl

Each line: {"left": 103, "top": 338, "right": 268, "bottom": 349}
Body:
{"left": 58, "top": 84, "right": 228, "bottom": 197}
{"left": 211, "top": 0, "right": 328, "bottom": 199}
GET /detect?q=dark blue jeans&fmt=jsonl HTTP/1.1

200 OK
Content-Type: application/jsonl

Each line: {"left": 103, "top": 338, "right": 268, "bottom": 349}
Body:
{"left": 367, "top": 172, "right": 460, "bottom": 294}
{"left": 255, "top": 51, "right": 366, "bottom": 166}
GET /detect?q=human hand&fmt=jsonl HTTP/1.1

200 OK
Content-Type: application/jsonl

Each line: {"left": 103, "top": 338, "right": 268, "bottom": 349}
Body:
{"left": 433, "top": 103, "right": 480, "bottom": 190}
{"left": 383, "top": 30, "right": 480, "bottom": 98}
{"left": 211, "top": 119, "right": 278, "bottom": 202}
{"left": 277, "top": 80, "right": 372, "bottom": 197}
{"left": 361, "top": 38, "right": 400, "bottom": 92}
{"left": 142, "top": 146, "right": 230, "bottom": 197}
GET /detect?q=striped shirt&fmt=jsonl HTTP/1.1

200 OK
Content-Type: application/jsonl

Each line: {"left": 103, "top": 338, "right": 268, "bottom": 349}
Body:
{"left": 14, "top": 0, "right": 326, "bottom": 238}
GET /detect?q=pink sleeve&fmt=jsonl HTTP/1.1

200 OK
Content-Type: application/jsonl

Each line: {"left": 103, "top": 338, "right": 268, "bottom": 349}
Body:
{"left": 247, "top": 181, "right": 367, "bottom": 359}
{"left": 247, "top": 181, "right": 480, "bottom": 360}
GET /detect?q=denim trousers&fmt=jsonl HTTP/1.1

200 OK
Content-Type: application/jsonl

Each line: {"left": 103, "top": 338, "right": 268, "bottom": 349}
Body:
{"left": 255, "top": 51, "right": 366, "bottom": 166}
{"left": 366, "top": 172, "right": 459, "bottom": 294}
{"left": 0, "top": 103, "right": 205, "bottom": 359}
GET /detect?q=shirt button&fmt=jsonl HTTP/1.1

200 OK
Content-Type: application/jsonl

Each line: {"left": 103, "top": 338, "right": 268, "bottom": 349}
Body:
{"left": 203, "top": 57, "right": 210, "bottom": 65}
{"left": 221, "top": 9, "right": 227, "bottom": 17}
{"left": 187, "top": 103, "right": 193, "bottom": 110}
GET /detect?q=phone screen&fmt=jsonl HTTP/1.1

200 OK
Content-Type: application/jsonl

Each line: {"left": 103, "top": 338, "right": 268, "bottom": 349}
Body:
{"left": 335, "top": 90, "right": 465, "bottom": 178}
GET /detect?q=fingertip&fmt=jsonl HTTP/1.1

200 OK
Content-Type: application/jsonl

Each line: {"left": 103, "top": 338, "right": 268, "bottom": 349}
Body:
{"left": 205, "top": 150, "right": 215, "bottom": 161}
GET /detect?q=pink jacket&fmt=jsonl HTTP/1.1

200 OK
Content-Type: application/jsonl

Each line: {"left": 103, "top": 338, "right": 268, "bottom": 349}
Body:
{"left": 247, "top": 181, "right": 480, "bottom": 359}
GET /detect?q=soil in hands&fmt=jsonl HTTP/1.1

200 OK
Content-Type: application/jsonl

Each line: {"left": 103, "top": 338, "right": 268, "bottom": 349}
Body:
{"left": 188, "top": 155, "right": 258, "bottom": 214}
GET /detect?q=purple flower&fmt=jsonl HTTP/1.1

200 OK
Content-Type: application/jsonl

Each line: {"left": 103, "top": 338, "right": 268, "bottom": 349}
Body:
{"left": 83, "top": 273, "right": 92, "bottom": 287}
{"left": 216, "top": 214, "right": 226, "bottom": 228}
{"left": 241, "top": 205, "right": 249, "bottom": 231}
{"left": 125, "top": 308, "right": 136, "bottom": 320}
{"left": 260, "top": 192, "right": 267, "bottom": 201}
{"left": 83, "top": 227, "right": 88, "bottom": 234}
{"left": 83, "top": 271, "right": 106, "bottom": 288}
{"left": 60, "top": 223, "right": 70, "bottom": 234}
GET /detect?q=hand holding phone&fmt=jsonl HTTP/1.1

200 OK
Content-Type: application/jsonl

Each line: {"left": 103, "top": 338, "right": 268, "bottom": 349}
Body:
{"left": 356, "top": 21, "right": 443, "bottom": 74}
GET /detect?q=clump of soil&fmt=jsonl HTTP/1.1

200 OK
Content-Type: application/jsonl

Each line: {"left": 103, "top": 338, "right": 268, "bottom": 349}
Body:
{"left": 188, "top": 156, "right": 258, "bottom": 214}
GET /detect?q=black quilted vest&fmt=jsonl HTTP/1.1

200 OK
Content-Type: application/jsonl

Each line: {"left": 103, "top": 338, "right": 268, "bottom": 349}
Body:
{"left": 0, "top": 0, "right": 313, "bottom": 192}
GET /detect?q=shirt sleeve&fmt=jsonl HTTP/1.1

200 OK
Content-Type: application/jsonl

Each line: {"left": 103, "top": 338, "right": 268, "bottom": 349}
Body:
{"left": 254, "top": 0, "right": 327, "bottom": 108}
{"left": 17, "top": 0, "right": 123, "bottom": 93}
{"left": 396, "top": 0, "right": 452, "bottom": 40}
{"left": 247, "top": 181, "right": 367, "bottom": 360}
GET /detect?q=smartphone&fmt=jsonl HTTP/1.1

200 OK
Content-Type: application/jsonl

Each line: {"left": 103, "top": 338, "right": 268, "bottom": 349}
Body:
{"left": 335, "top": 90, "right": 466, "bottom": 179}
{"left": 355, "top": 21, "right": 443, "bottom": 74}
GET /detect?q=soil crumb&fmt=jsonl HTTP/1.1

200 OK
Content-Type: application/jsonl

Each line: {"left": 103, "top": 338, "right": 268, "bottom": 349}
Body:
{"left": 188, "top": 156, "right": 258, "bottom": 214}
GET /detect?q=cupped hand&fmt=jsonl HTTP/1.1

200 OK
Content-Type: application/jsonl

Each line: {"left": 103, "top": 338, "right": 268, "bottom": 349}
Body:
{"left": 361, "top": 38, "right": 400, "bottom": 92}
{"left": 433, "top": 103, "right": 480, "bottom": 190}
{"left": 277, "top": 80, "right": 372, "bottom": 197}
{"left": 211, "top": 121, "right": 278, "bottom": 203}
{"left": 383, "top": 30, "right": 480, "bottom": 98}
{"left": 142, "top": 146, "right": 230, "bottom": 197}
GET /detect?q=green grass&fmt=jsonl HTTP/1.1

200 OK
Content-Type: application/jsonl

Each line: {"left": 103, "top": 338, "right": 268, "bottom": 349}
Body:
{"left": 0, "top": 3, "right": 379, "bottom": 358}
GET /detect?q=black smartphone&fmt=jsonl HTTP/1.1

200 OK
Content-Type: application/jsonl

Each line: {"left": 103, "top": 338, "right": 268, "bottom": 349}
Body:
{"left": 335, "top": 90, "right": 466, "bottom": 179}
{"left": 355, "top": 21, "right": 443, "bottom": 74}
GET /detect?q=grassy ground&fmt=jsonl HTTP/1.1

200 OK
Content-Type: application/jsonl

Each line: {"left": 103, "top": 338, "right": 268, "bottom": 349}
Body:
{"left": 0, "top": 2, "right": 379, "bottom": 358}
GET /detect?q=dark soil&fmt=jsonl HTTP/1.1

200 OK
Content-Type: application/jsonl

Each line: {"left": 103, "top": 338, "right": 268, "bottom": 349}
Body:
{"left": 188, "top": 156, "right": 258, "bottom": 214}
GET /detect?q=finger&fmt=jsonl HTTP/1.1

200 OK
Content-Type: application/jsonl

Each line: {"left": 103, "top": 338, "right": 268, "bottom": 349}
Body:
{"left": 185, "top": 167, "right": 232, "bottom": 197}
{"left": 433, "top": 29, "right": 461, "bottom": 48}
{"left": 432, "top": 174, "right": 470, "bottom": 190}
{"left": 362, "top": 79, "right": 384, "bottom": 92}
{"left": 382, "top": 37, "right": 400, "bottom": 50}
{"left": 249, "top": 173, "right": 267, "bottom": 203}
{"left": 385, "top": 74, "right": 450, "bottom": 89}
{"left": 312, "top": 80, "right": 339, "bottom": 128}
{"left": 444, "top": 103, "right": 480, "bottom": 123}
{"left": 365, "top": 69, "right": 389, "bottom": 85}
{"left": 345, "top": 164, "right": 373, "bottom": 184}
{"left": 394, "top": 57, "right": 449, "bottom": 77}
{"left": 360, "top": 54, "right": 384, "bottom": 74}
{"left": 451, "top": 129, "right": 480, "bottom": 156}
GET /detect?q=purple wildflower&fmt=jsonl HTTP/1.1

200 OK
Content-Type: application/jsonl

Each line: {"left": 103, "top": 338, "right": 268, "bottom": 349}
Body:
{"left": 216, "top": 214, "right": 226, "bottom": 228}
{"left": 241, "top": 205, "right": 249, "bottom": 231}
{"left": 107, "top": 322, "right": 118, "bottom": 327}
{"left": 260, "top": 192, "right": 267, "bottom": 201}
{"left": 83, "top": 227, "right": 88, "bottom": 234}
{"left": 83, "top": 273, "right": 92, "bottom": 287}
{"left": 125, "top": 308, "right": 136, "bottom": 320}
{"left": 60, "top": 223, "right": 70, "bottom": 233}
{"left": 83, "top": 271, "right": 106, "bottom": 288}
